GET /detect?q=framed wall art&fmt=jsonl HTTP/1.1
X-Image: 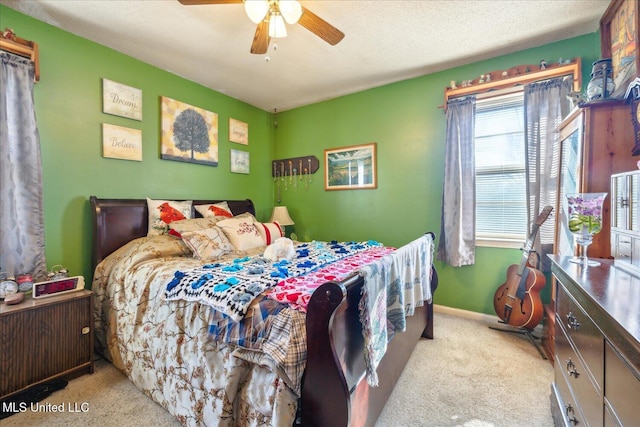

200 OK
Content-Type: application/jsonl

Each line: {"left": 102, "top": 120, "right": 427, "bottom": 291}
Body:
{"left": 102, "top": 78, "right": 142, "bottom": 121}
{"left": 102, "top": 123, "right": 142, "bottom": 161}
{"left": 230, "top": 149, "right": 250, "bottom": 174}
{"left": 160, "top": 96, "right": 218, "bottom": 166}
{"left": 600, "top": 0, "right": 639, "bottom": 98}
{"left": 324, "top": 143, "right": 377, "bottom": 191}
{"left": 229, "top": 118, "right": 248, "bottom": 145}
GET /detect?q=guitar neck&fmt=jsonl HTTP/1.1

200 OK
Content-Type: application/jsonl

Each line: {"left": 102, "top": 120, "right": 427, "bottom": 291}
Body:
{"left": 516, "top": 223, "right": 540, "bottom": 275}
{"left": 513, "top": 205, "right": 553, "bottom": 276}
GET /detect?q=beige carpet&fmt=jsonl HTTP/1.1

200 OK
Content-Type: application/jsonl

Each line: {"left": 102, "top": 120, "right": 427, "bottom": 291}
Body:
{"left": 5, "top": 311, "right": 553, "bottom": 427}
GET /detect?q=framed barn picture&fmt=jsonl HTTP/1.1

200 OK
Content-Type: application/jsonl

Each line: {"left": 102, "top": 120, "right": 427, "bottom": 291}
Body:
{"left": 324, "top": 143, "right": 377, "bottom": 191}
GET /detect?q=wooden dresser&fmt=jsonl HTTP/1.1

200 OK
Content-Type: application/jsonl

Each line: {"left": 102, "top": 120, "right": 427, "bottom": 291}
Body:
{"left": 549, "top": 256, "right": 640, "bottom": 426}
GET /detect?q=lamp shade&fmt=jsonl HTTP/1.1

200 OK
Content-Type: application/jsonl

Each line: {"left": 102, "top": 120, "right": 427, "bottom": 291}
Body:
{"left": 244, "top": 0, "right": 269, "bottom": 24}
{"left": 279, "top": 0, "right": 302, "bottom": 24}
{"left": 269, "top": 206, "right": 294, "bottom": 226}
{"left": 268, "top": 13, "right": 287, "bottom": 38}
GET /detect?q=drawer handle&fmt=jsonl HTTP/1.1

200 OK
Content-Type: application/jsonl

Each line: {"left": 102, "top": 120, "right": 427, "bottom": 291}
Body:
{"left": 82, "top": 326, "right": 90, "bottom": 335}
{"left": 566, "top": 312, "right": 581, "bottom": 330}
{"left": 566, "top": 359, "right": 580, "bottom": 379}
{"left": 565, "top": 404, "right": 579, "bottom": 425}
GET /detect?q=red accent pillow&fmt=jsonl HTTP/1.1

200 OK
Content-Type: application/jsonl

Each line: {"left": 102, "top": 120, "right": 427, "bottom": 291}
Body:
{"left": 257, "top": 222, "right": 283, "bottom": 245}
{"left": 195, "top": 202, "right": 233, "bottom": 218}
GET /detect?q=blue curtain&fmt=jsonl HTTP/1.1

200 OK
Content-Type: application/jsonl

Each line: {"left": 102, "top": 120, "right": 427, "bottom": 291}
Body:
{"left": 437, "top": 96, "right": 476, "bottom": 267}
{"left": 0, "top": 52, "right": 47, "bottom": 280}
{"left": 524, "top": 76, "right": 573, "bottom": 272}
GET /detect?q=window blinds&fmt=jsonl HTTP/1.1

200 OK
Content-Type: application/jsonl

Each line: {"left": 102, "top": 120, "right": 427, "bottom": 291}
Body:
{"left": 475, "top": 91, "right": 527, "bottom": 241}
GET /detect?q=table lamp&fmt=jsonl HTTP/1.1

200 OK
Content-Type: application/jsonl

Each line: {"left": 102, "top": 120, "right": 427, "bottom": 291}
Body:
{"left": 269, "top": 206, "right": 294, "bottom": 236}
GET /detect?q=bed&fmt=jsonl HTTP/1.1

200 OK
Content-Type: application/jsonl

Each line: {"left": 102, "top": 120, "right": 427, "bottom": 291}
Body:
{"left": 90, "top": 196, "right": 438, "bottom": 426}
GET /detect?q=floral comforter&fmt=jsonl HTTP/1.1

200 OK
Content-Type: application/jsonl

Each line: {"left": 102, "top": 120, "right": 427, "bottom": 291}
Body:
{"left": 93, "top": 236, "right": 298, "bottom": 427}
{"left": 92, "top": 234, "right": 433, "bottom": 427}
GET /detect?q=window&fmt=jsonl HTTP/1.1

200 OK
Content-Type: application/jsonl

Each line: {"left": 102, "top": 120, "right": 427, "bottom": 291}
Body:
{"left": 475, "top": 90, "right": 526, "bottom": 247}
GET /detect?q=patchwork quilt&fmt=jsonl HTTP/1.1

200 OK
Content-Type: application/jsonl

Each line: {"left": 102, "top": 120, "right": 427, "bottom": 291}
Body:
{"left": 164, "top": 240, "right": 385, "bottom": 321}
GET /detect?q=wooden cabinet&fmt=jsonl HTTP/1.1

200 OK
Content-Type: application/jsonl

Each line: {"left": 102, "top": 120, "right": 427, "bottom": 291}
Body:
{"left": 579, "top": 101, "right": 638, "bottom": 259}
{"left": 611, "top": 170, "right": 640, "bottom": 271}
{"left": 555, "top": 102, "right": 636, "bottom": 260}
{"left": 547, "top": 101, "right": 636, "bottom": 362}
{"left": 0, "top": 290, "right": 94, "bottom": 398}
{"left": 549, "top": 256, "right": 640, "bottom": 427}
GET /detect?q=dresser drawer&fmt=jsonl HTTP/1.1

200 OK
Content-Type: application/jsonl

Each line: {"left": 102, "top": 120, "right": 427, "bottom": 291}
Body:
{"left": 555, "top": 320, "right": 603, "bottom": 426}
{"left": 554, "top": 353, "right": 585, "bottom": 427}
{"left": 556, "top": 284, "right": 604, "bottom": 388}
{"left": 604, "top": 342, "right": 640, "bottom": 426}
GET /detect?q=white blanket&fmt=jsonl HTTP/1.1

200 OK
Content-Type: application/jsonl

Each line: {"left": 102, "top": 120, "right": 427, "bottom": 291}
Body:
{"left": 358, "top": 233, "right": 434, "bottom": 386}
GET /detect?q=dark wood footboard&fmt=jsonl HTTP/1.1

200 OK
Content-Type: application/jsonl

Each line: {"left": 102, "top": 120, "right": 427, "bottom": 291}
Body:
{"left": 300, "top": 264, "right": 439, "bottom": 427}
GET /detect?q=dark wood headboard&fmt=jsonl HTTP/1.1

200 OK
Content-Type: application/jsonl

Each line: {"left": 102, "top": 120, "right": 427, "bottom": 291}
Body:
{"left": 89, "top": 196, "right": 255, "bottom": 269}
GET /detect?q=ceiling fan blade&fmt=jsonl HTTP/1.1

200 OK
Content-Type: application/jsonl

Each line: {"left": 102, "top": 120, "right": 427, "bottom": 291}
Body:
{"left": 250, "top": 20, "right": 270, "bottom": 54}
{"left": 298, "top": 7, "right": 344, "bottom": 46}
{"left": 178, "top": 0, "right": 242, "bottom": 5}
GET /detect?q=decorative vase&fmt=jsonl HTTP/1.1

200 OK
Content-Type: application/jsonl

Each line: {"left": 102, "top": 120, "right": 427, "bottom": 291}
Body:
{"left": 566, "top": 193, "right": 607, "bottom": 267}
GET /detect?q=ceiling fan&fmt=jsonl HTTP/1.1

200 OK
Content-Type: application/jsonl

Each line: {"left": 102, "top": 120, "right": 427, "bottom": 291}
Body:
{"left": 178, "top": 0, "right": 345, "bottom": 54}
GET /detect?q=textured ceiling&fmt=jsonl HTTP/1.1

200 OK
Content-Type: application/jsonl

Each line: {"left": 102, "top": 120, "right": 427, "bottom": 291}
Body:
{"left": 1, "top": 0, "right": 610, "bottom": 111}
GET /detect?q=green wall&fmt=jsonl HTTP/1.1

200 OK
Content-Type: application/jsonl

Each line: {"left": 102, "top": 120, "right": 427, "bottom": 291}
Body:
{"left": 274, "top": 33, "right": 601, "bottom": 314}
{"left": 1, "top": 5, "right": 602, "bottom": 315}
{"left": 0, "top": 6, "right": 274, "bottom": 283}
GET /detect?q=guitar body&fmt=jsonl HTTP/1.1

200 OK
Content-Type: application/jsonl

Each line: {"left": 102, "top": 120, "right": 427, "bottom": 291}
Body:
{"left": 493, "top": 263, "right": 545, "bottom": 330}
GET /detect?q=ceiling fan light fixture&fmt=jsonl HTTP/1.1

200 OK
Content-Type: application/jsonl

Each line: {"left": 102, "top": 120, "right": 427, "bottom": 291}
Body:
{"left": 269, "top": 13, "right": 287, "bottom": 38}
{"left": 279, "top": 0, "right": 302, "bottom": 24}
{"left": 244, "top": 0, "right": 269, "bottom": 24}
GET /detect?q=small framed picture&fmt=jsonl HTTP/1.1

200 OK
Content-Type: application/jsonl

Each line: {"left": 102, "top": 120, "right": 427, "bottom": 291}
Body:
{"left": 102, "top": 79, "right": 142, "bottom": 121}
{"left": 324, "top": 143, "right": 377, "bottom": 191}
{"left": 102, "top": 123, "right": 142, "bottom": 161}
{"left": 230, "top": 149, "right": 250, "bottom": 174}
{"left": 229, "top": 118, "right": 248, "bottom": 145}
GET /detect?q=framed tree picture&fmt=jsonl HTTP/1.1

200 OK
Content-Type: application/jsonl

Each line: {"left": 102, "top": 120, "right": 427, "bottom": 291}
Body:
{"left": 160, "top": 96, "right": 218, "bottom": 166}
{"left": 324, "top": 143, "right": 377, "bottom": 191}
{"left": 600, "top": 0, "right": 639, "bottom": 98}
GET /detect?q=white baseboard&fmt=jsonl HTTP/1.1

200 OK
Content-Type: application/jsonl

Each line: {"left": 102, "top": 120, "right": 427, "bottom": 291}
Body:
{"left": 433, "top": 304, "right": 544, "bottom": 334}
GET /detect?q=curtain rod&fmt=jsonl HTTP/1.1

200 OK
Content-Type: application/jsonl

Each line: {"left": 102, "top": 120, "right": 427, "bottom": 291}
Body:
{"left": 0, "top": 28, "right": 40, "bottom": 82}
{"left": 439, "top": 58, "right": 582, "bottom": 111}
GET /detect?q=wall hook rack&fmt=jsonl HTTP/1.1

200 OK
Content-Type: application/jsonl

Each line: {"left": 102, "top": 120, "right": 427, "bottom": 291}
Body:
{"left": 272, "top": 155, "right": 319, "bottom": 178}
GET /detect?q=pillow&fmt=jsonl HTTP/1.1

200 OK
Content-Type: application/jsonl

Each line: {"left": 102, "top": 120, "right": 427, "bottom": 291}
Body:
{"left": 234, "top": 211, "right": 257, "bottom": 221}
{"left": 195, "top": 201, "right": 233, "bottom": 218}
{"left": 169, "top": 217, "right": 225, "bottom": 237}
{"left": 180, "top": 227, "right": 234, "bottom": 260}
{"left": 147, "top": 198, "right": 192, "bottom": 236}
{"left": 256, "top": 222, "right": 284, "bottom": 245}
{"left": 216, "top": 216, "right": 264, "bottom": 251}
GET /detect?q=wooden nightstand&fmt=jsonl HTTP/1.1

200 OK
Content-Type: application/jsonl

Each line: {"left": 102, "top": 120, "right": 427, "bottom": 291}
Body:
{"left": 0, "top": 290, "right": 94, "bottom": 399}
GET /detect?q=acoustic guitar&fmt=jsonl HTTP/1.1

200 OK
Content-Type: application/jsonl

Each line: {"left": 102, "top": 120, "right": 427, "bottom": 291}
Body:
{"left": 493, "top": 206, "right": 552, "bottom": 330}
